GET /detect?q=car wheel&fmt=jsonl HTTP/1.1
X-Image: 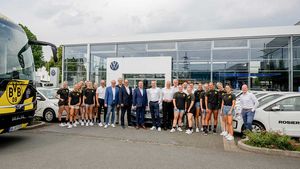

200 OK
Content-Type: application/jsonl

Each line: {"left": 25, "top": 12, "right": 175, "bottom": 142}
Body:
{"left": 43, "top": 109, "right": 55, "bottom": 122}
{"left": 251, "top": 121, "right": 265, "bottom": 133}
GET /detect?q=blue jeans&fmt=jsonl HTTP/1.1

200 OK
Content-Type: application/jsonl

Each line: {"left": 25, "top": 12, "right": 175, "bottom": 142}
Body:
{"left": 136, "top": 106, "right": 145, "bottom": 126}
{"left": 242, "top": 109, "right": 255, "bottom": 131}
{"left": 150, "top": 102, "right": 160, "bottom": 128}
{"left": 106, "top": 104, "right": 116, "bottom": 125}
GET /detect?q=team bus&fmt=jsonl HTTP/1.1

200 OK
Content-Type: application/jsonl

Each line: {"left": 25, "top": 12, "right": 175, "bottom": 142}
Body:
{"left": 0, "top": 14, "right": 57, "bottom": 134}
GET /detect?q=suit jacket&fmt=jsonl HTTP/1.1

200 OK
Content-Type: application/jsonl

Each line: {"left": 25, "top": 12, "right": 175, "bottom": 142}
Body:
{"left": 133, "top": 88, "right": 148, "bottom": 107}
{"left": 119, "top": 85, "right": 133, "bottom": 106}
{"left": 105, "top": 86, "right": 119, "bottom": 106}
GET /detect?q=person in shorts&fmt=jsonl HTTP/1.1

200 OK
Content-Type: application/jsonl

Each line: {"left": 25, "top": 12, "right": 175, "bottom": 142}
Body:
{"left": 185, "top": 86, "right": 196, "bottom": 135}
{"left": 83, "top": 81, "right": 96, "bottom": 126}
{"left": 217, "top": 82, "right": 226, "bottom": 135}
{"left": 221, "top": 85, "right": 236, "bottom": 141}
{"left": 67, "top": 84, "right": 81, "bottom": 129}
{"left": 204, "top": 82, "right": 219, "bottom": 135}
{"left": 170, "top": 85, "right": 187, "bottom": 133}
{"left": 56, "top": 81, "right": 69, "bottom": 127}
{"left": 194, "top": 83, "right": 203, "bottom": 132}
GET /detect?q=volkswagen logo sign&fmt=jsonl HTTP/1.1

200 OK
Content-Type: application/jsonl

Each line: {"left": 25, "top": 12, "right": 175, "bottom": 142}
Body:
{"left": 51, "top": 69, "right": 56, "bottom": 76}
{"left": 110, "top": 61, "right": 119, "bottom": 71}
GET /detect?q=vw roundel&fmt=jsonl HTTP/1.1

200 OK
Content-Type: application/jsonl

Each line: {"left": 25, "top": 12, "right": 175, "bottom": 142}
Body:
{"left": 51, "top": 69, "right": 56, "bottom": 76}
{"left": 110, "top": 61, "right": 119, "bottom": 71}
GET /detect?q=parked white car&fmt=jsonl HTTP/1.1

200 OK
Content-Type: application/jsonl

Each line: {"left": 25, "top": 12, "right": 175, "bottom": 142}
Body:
{"left": 233, "top": 93, "right": 300, "bottom": 137}
{"left": 35, "top": 88, "right": 67, "bottom": 122}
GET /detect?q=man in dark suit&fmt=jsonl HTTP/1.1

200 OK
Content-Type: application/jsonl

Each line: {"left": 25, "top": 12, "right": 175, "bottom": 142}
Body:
{"left": 119, "top": 79, "right": 133, "bottom": 128}
{"left": 133, "top": 81, "right": 148, "bottom": 129}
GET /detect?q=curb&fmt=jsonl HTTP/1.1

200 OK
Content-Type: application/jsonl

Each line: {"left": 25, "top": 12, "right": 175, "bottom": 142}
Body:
{"left": 238, "top": 139, "right": 300, "bottom": 158}
{"left": 22, "top": 121, "right": 46, "bottom": 130}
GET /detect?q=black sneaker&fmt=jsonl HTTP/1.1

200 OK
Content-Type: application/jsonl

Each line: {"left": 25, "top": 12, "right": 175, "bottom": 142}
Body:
{"left": 213, "top": 129, "right": 217, "bottom": 134}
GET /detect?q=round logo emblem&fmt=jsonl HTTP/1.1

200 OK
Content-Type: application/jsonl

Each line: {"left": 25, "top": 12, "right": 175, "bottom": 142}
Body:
{"left": 6, "top": 81, "right": 24, "bottom": 105}
{"left": 110, "top": 61, "right": 119, "bottom": 71}
{"left": 51, "top": 69, "right": 56, "bottom": 76}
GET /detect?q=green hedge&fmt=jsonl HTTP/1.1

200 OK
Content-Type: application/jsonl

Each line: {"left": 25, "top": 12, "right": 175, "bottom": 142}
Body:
{"left": 244, "top": 131, "right": 296, "bottom": 151}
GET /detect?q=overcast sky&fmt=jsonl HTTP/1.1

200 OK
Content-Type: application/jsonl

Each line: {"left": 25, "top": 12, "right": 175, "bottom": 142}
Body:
{"left": 1, "top": 0, "right": 300, "bottom": 61}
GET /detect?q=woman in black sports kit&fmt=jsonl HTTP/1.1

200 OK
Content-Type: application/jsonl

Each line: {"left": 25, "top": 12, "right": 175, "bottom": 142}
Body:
{"left": 84, "top": 82, "right": 96, "bottom": 126}
{"left": 204, "top": 82, "right": 219, "bottom": 135}
{"left": 185, "top": 86, "right": 195, "bottom": 135}
{"left": 56, "top": 81, "right": 70, "bottom": 127}
{"left": 68, "top": 84, "right": 81, "bottom": 129}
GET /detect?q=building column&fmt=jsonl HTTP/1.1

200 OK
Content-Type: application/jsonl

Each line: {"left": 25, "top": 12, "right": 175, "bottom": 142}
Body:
{"left": 86, "top": 44, "right": 90, "bottom": 81}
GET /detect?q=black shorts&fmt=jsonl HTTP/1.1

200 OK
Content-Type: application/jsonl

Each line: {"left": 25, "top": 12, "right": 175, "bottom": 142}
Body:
{"left": 207, "top": 104, "right": 218, "bottom": 110}
{"left": 58, "top": 101, "right": 68, "bottom": 106}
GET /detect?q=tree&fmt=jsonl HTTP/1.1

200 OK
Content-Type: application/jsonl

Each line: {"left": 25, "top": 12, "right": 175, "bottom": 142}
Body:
{"left": 19, "top": 24, "right": 44, "bottom": 69}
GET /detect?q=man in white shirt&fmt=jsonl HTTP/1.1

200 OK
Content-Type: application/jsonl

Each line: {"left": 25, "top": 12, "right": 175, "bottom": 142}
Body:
{"left": 162, "top": 80, "right": 174, "bottom": 130}
{"left": 172, "top": 79, "right": 179, "bottom": 93}
{"left": 147, "top": 80, "right": 162, "bottom": 131}
{"left": 239, "top": 84, "right": 259, "bottom": 131}
{"left": 96, "top": 80, "right": 107, "bottom": 127}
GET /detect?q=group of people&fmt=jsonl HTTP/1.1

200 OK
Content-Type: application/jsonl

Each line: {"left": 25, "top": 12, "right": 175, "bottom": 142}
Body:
{"left": 56, "top": 78, "right": 258, "bottom": 141}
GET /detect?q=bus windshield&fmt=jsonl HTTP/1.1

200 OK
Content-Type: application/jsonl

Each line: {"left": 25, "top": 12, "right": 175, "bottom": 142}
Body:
{"left": 0, "top": 18, "right": 35, "bottom": 82}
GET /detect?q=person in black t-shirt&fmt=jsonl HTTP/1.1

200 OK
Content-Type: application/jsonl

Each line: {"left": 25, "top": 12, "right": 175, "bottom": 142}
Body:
{"left": 217, "top": 82, "right": 226, "bottom": 135}
{"left": 221, "top": 85, "right": 236, "bottom": 141}
{"left": 200, "top": 83, "right": 208, "bottom": 132}
{"left": 67, "top": 84, "right": 81, "bottom": 128}
{"left": 56, "top": 81, "right": 70, "bottom": 127}
{"left": 185, "top": 86, "right": 195, "bottom": 135}
{"left": 93, "top": 82, "right": 98, "bottom": 124}
{"left": 170, "top": 85, "right": 187, "bottom": 133}
{"left": 79, "top": 82, "right": 87, "bottom": 126}
{"left": 204, "top": 82, "right": 219, "bottom": 135}
{"left": 84, "top": 82, "right": 96, "bottom": 126}
{"left": 194, "top": 83, "right": 203, "bottom": 133}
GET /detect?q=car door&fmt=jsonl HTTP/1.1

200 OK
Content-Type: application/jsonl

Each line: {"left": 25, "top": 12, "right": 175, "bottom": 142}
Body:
{"left": 36, "top": 92, "right": 46, "bottom": 117}
{"left": 266, "top": 96, "right": 300, "bottom": 137}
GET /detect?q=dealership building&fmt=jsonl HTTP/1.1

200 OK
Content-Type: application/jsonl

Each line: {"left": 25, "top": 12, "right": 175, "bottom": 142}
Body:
{"left": 62, "top": 24, "right": 300, "bottom": 91}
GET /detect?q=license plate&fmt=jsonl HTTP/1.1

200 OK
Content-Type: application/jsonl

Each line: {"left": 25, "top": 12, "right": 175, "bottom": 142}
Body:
{"left": 9, "top": 124, "right": 22, "bottom": 132}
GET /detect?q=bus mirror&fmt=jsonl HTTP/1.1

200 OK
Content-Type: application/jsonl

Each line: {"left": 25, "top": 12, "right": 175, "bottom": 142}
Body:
{"left": 28, "top": 40, "right": 58, "bottom": 63}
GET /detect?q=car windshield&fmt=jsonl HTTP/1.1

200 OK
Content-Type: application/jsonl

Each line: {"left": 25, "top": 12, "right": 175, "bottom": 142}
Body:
{"left": 39, "top": 89, "right": 58, "bottom": 99}
{"left": 0, "top": 18, "right": 35, "bottom": 82}
{"left": 258, "top": 94, "right": 283, "bottom": 108}
{"left": 255, "top": 93, "right": 268, "bottom": 99}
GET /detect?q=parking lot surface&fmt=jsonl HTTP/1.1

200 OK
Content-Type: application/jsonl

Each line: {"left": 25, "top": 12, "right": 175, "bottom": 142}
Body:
{"left": 0, "top": 124, "right": 299, "bottom": 169}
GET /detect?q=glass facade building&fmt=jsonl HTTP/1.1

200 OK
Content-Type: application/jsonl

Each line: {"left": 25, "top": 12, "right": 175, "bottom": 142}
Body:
{"left": 62, "top": 26, "right": 300, "bottom": 91}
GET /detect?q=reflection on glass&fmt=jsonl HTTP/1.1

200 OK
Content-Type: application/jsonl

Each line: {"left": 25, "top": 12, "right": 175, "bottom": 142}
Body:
{"left": 214, "top": 39, "right": 247, "bottom": 48}
{"left": 91, "top": 44, "right": 115, "bottom": 52}
{"left": 178, "top": 41, "right": 211, "bottom": 50}
{"left": 250, "top": 37, "right": 289, "bottom": 48}
{"left": 147, "top": 42, "right": 175, "bottom": 50}
{"left": 213, "top": 49, "right": 248, "bottom": 61}
{"left": 118, "top": 43, "right": 146, "bottom": 52}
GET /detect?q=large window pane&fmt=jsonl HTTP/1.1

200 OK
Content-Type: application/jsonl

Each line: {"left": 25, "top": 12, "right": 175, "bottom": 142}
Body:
{"left": 250, "top": 71, "right": 289, "bottom": 91}
{"left": 294, "top": 71, "right": 300, "bottom": 92}
{"left": 178, "top": 41, "right": 211, "bottom": 50}
{"left": 64, "top": 45, "right": 87, "bottom": 61}
{"left": 64, "top": 71, "right": 87, "bottom": 86}
{"left": 178, "top": 50, "right": 211, "bottom": 61}
{"left": 213, "top": 49, "right": 248, "bottom": 61}
{"left": 147, "top": 42, "right": 175, "bottom": 50}
{"left": 250, "top": 37, "right": 290, "bottom": 48}
{"left": 118, "top": 43, "right": 146, "bottom": 52}
{"left": 214, "top": 39, "right": 247, "bottom": 48}
{"left": 91, "top": 44, "right": 115, "bottom": 52}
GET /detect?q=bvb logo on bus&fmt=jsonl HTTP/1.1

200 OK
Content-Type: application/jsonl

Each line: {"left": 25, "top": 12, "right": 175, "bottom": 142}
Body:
{"left": 6, "top": 81, "right": 24, "bottom": 104}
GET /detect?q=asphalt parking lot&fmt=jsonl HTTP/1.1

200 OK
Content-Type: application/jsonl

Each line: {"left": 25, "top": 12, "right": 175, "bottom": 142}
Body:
{"left": 0, "top": 124, "right": 299, "bottom": 169}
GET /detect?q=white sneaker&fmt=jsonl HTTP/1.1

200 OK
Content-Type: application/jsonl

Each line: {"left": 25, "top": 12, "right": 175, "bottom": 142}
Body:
{"left": 185, "top": 129, "right": 190, "bottom": 134}
{"left": 98, "top": 122, "right": 103, "bottom": 127}
{"left": 200, "top": 127, "right": 204, "bottom": 132}
{"left": 86, "top": 122, "right": 89, "bottom": 127}
{"left": 67, "top": 124, "right": 72, "bottom": 129}
{"left": 73, "top": 123, "right": 77, "bottom": 127}
{"left": 186, "top": 130, "right": 193, "bottom": 135}
{"left": 226, "top": 135, "right": 234, "bottom": 141}
{"left": 220, "top": 131, "right": 227, "bottom": 136}
{"left": 81, "top": 122, "right": 84, "bottom": 126}
{"left": 104, "top": 124, "right": 108, "bottom": 129}
{"left": 59, "top": 123, "right": 65, "bottom": 127}
{"left": 223, "top": 132, "right": 229, "bottom": 137}
{"left": 150, "top": 126, "right": 156, "bottom": 131}
{"left": 196, "top": 128, "right": 200, "bottom": 133}
{"left": 111, "top": 124, "right": 116, "bottom": 128}
{"left": 89, "top": 122, "right": 94, "bottom": 126}
{"left": 157, "top": 127, "right": 161, "bottom": 132}
{"left": 170, "top": 128, "right": 176, "bottom": 133}
{"left": 108, "top": 123, "right": 111, "bottom": 126}
{"left": 75, "top": 121, "right": 79, "bottom": 125}
{"left": 177, "top": 127, "right": 183, "bottom": 132}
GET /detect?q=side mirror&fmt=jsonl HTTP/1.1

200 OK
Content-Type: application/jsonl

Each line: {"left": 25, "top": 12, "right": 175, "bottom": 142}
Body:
{"left": 271, "top": 105, "right": 280, "bottom": 111}
{"left": 28, "top": 40, "right": 58, "bottom": 63}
